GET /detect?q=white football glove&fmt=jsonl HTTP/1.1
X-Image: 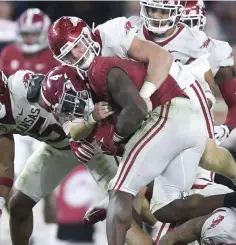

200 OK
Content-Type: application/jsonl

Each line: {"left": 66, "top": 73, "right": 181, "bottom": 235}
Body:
{"left": 214, "top": 124, "right": 231, "bottom": 145}
{"left": 83, "top": 196, "right": 109, "bottom": 224}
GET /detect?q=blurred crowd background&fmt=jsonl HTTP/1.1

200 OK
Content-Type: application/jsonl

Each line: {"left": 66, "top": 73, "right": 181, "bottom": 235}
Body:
{"left": 0, "top": 1, "right": 234, "bottom": 245}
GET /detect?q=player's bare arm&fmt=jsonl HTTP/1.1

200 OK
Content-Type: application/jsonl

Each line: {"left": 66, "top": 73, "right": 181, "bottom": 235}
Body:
{"left": 0, "top": 134, "right": 14, "bottom": 215}
{"left": 204, "top": 69, "right": 217, "bottom": 108}
{"left": 107, "top": 67, "right": 148, "bottom": 138}
{"left": 159, "top": 214, "right": 210, "bottom": 245}
{"left": 215, "top": 66, "right": 236, "bottom": 130}
{"left": 128, "top": 37, "right": 173, "bottom": 90}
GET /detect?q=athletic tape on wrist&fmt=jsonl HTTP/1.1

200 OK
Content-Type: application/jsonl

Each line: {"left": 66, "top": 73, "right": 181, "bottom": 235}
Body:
{"left": 139, "top": 81, "right": 157, "bottom": 98}
{"left": 85, "top": 113, "right": 97, "bottom": 129}
{"left": 113, "top": 131, "right": 127, "bottom": 143}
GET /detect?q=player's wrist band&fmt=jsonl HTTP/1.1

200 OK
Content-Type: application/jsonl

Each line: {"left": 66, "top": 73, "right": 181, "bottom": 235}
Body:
{"left": 224, "top": 192, "right": 236, "bottom": 207}
{"left": 139, "top": 81, "right": 157, "bottom": 98}
{"left": 113, "top": 131, "right": 127, "bottom": 143}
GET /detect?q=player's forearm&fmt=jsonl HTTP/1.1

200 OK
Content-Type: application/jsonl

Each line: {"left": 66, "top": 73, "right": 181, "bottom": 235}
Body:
{"left": 129, "top": 38, "right": 173, "bottom": 90}
{"left": 69, "top": 120, "right": 95, "bottom": 141}
{"left": 0, "top": 135, "right": 14, "bottom": 215}
{"left": 0, "top": 162, "right": 14, "bottom": 198}
{"left": 170, "top": 215, "right": 207, "bottom": 244}
{"left": 115, "top": 104, "right": 147, "bottom": 137}
{"left": 141, "top": 197, "right": 157, "bottom": 226}
{"left": 144, "top": 48, "right": 173, "bottom": 89}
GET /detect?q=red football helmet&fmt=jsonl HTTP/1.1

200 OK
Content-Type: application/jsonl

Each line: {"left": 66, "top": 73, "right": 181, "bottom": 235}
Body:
{"left": 40, "top": 65, "right": 94, "bottom": 122}
{"left": 17, "top": 8, "right": 51, "bottom": 54}
{"left": 140, "top": 0, "right": 186, "bottom": 35}
{"left": 181, "top": 0, "right": 206, "bottom": 30}
{"left": 48, "top": 16, "right": 100, "bottom": 79}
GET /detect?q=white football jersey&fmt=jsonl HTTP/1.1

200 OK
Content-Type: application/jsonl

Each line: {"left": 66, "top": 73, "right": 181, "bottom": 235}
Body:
{"left": 201, "top": 207, "right": 236, "bottom": 245}
{"left": 1, "top": 70, "right": 69, "bottom": 150}
{"left": 94, "top": 17, "right": 138, "bottom": 59}
{"left": 129, "top": 16, "right": 234, "bottom": 76}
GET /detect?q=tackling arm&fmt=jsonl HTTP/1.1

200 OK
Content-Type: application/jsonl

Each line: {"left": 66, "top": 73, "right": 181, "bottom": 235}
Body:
{"left": 128, "top": 38, "right": 173, "bottom": 98}
{"left": 159, "top": 214, "right": 210, "bottom": 245}
{"left": 69, "top": 119, "right": 96, "bottom": 141}
{"left": 0, "top": 135, "right": 14, "bottom": 215}
{"left": 107, "top": 67, "right": 148, "bottom": 138}
{"left": 204, "top": 69, "right": 217, "bottom": 109}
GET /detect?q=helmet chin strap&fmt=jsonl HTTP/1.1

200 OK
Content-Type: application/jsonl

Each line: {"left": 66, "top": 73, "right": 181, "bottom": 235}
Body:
{"left": 75, "top": 51, "right": 95, "bottom": 80}
{"left": 80, "top": 51, "right": 95, "bottom": 70}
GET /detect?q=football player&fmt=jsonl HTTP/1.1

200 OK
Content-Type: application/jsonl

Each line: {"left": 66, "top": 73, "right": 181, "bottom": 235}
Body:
{"left": 0, "top": 7, "right": 60, "bottom": 185}
{"left": 0, "top": 69, "right": 116, "bottom": 245}
{"left": 47, "top": 15, "right": 236, "bottom": 195}
{"left": 41, "top": 55, "right": 236, "bottom": 245}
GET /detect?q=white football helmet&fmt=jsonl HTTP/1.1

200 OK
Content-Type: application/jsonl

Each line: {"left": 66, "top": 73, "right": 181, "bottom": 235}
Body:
{"left": 181, "top": 0, "right": 206, "bottom": 30}
{"left": 16, "top": 8, "right": 51, "bottom": 54}
{"left": 140, "top": 0, "right": 186, "bottom": 35}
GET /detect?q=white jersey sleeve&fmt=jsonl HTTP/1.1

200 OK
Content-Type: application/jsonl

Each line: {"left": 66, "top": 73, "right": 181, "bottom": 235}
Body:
{"left": 185, "top": 27, "right": 213, "bottom": 58}
{"left": 95, "top": 17, "right": 138, "bottom": 58}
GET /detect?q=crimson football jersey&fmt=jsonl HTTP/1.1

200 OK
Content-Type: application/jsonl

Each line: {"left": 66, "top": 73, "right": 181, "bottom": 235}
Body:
{"left": 0, "top": 44, "right": 59, "bottom": 76}
{"left": 88, "top": 56, "right": 187, "bottom": 109}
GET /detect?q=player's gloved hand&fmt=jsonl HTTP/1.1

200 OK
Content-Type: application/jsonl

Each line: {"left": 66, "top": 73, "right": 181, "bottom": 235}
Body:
{"left": 83, "top": 196, "right": 109, "bottom": 225}
{"left": 95, "top": 122, "right": 124, "bottom": 157}
{"left": 214, "top": 124, "right": 231, "bottom": 145}
{"left": 70, "top": 139, "right": 94, "bottom": 164}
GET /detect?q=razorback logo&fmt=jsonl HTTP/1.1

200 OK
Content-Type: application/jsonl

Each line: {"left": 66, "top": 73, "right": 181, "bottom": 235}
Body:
{"left": 124, "top": 21, "right": 134, "bottom": 34}
{"left": 200, "top": 37, "right": 211, "bottom": 49}
{"left": 207, "top": 214, "right": 224, "bottom": 230}
{"left": 23, "top": 72, "right": 33, "bottom": 88}
{"left": 70, "top": 17, "right": 81, "bottom": 27}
